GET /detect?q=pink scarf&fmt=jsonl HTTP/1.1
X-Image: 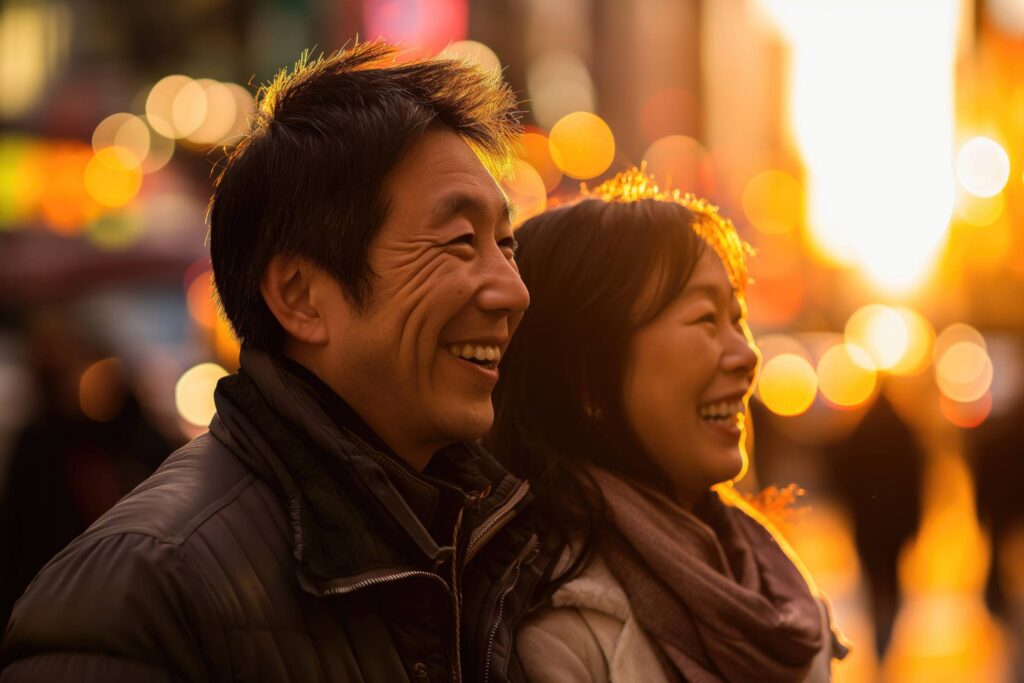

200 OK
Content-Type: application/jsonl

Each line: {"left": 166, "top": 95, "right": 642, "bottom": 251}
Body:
{"left": 590, "top": 468, "right": 828, "bottom": 682}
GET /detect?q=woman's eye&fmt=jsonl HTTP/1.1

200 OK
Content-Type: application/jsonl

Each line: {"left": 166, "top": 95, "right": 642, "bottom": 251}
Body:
{"left": 696, "top": 313, "right": 716, "bottom": 325}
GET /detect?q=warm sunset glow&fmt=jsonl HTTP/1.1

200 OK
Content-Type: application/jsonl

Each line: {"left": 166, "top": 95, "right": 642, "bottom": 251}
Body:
{"left": 762, "top": 0, "right": 959, "bottom": 294}
{"left": 757, "top": 353, "right": 818, "bottom": 417}
{"left": 817, "top": 343, "right": 877, "bottom": 409}
{"left": 502, "top": 158, "right": 547, "bottom": 225}
{"left": 175, "top": 362, "right": 228, "bottom": 426}
{"left": 956, "top": 136, "right": 1010, "bottom": 198}
{"left": 548, "top": 112, "right": 615, "bottom": 180}
{"left": 936, "top": 341, "right": 993, "bottom": 404}
{"left": 741, "top": 169, "right": 803, "bottom": 234}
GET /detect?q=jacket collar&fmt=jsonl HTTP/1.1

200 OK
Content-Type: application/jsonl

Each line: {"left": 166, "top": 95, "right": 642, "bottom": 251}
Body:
{"left": 210, "top": 348, "right": 528, "bottom": 592}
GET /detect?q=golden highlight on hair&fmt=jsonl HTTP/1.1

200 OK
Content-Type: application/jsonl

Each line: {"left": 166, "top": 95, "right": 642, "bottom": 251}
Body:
{"left": 581, "top": 164, "right": 754, "bottom": 295}
{"left": 251, "top": 40, "right": 521, "bottom": 180}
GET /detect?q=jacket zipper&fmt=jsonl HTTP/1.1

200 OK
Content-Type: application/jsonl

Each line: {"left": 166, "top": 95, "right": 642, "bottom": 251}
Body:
{"left": 482, "top": 534, "right": 539, "bottom": 683}
{"left": 465, "top": 481, "right": 530, "bottom": 564}
{"left": 450, "top": 506, "right": 465, "bottom": 683}
{"left": 481, "top": 564, "right": 520, "bottom": 683}
{"left": 317, "top": 569, "right": 450, "bottom": 598}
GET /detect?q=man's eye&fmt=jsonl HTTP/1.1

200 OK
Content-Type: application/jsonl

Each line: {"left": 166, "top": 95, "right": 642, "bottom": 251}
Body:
{"left": 447, "top": 234, "right": 475, "bottom": 247}
{"left": 499, "top": 236, "right": 519, "bottom": 257}
{"left": 695, "top": 313, "right": 716, "bottom": 325}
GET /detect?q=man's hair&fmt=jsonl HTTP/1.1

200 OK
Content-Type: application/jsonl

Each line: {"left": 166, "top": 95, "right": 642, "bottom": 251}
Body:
{"left": 208, "top": 40, "right": 521, "bottom": 351}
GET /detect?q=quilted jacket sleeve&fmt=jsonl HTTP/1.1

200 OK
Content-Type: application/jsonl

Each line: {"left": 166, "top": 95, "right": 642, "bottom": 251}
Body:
{"left": 1, "top": 531, "right": 219, "bottom": 682}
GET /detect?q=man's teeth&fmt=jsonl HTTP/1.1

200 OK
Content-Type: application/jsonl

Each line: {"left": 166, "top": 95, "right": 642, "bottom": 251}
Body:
{"left": 449, "top": 343, "right": 501, "bottom": 363}
{"left": 698, "top": 400, "right": 744, "bottom": 421}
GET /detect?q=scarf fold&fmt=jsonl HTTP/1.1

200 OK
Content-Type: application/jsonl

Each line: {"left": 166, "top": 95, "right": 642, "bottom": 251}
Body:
{"left": 590, "top": 468, "right": 825, "bottom": 683}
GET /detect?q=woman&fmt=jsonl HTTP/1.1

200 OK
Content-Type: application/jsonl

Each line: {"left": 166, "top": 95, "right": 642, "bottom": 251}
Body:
{"left": 491, "top": 168, "right": 847, "bottom": 682}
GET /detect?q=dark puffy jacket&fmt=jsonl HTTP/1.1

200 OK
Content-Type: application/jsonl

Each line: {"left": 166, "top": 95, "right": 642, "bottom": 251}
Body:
{"left": 1, "top": 351, "right": 549, "bottom": 682}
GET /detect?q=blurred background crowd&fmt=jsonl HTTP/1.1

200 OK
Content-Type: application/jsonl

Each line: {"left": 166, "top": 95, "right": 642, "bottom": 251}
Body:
{"left": 1, "top": 0, "right": 1023, "bottom": 680}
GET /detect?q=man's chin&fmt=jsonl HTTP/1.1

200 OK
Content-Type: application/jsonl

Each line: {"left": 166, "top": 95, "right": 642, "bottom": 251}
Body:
{"left": 436, "top": 402, "right": 494, "bottom": 445}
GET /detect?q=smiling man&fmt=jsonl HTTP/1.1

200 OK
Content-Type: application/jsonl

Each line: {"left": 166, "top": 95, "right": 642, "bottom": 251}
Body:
{"left": 1, "top": 42, "right": 547, "bottom": 682}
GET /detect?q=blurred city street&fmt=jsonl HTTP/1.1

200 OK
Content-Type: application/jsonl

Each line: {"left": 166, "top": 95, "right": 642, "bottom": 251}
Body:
{"left": 2, "top": 0, "right": 1024, "bottom": 680}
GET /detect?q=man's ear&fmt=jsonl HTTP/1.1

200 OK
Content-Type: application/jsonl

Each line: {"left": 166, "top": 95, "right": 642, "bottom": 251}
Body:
{"left": 260, "top": 254, "right": 329, "bottom": 345}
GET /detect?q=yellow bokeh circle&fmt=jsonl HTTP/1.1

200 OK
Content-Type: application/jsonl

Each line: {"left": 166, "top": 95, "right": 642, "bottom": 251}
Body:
{"left": 83, "top": 148, "right": 143, "bottom": 208}
{"left": 175, "top": 362, "right": 229, "bottom": 426}
{"left": 817, "top": 343, "right": 877, "bottom": 409}
{"left": 548, "top": 112, "right": 615, "bottom": 180}
{"left": 757, "top": 353, "right": 818, "bottom": 417}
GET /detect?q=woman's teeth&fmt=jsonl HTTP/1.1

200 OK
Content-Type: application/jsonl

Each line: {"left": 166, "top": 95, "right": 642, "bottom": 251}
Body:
{"left": 699, "top": 400, "right": 744, "bottom": 423}
{"left": 449, "top": 343, "right": 501, "bottom": 365}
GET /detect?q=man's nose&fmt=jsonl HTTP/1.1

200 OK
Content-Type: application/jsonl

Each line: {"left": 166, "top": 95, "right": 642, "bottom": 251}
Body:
{"left": 478, "top": 253, "right": 530, "bottom": 315}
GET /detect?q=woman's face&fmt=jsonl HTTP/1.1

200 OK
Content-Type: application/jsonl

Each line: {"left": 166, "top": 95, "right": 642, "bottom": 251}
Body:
{"left": 622, "top": 248, "right": 759, "bottom": 507}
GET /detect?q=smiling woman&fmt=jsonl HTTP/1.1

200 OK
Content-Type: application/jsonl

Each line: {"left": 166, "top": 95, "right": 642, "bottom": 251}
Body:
{"left": 490, "top": 167, "right": 848, "bottom": 682}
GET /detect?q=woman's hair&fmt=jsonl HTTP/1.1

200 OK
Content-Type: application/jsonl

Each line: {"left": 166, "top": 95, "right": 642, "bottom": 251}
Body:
{"left": 489, "top": 168, "right": 751, "bottom": 587}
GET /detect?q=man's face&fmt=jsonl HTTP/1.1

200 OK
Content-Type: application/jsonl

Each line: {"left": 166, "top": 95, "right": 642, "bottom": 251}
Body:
{"left": 317, "top": 129, "right": 529, "bottom": 463}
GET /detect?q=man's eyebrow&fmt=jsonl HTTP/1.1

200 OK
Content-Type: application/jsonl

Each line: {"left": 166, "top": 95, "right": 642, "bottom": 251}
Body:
{"left": 430, "top": 191, "right": 512, "bottom": 228}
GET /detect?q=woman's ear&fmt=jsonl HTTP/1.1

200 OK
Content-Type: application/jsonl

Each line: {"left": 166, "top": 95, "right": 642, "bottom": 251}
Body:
{"left": 260, "top": 254, "right": 329, "bottom": 345}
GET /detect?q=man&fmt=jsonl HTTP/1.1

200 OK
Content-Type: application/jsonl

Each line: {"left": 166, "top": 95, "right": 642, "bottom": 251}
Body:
{"left": 2, "top": 41, "right": 546, "bottom": 682}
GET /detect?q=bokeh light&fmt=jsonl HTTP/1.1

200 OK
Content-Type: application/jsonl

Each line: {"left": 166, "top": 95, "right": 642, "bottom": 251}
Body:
{"left": 440, "top": 40, "right": 500, "bottom": 72}
{"left": 0, "top": 137, "right": 43, "bottom": 227}
{"left": 79, "top": 357, "right": 125, "bottom": 422}
{"left": 363, "top": 0, "right": 468, "bottom": 56}
{"left": 641, "top": 135, "right": 713, "bottom": 194}
{"left": 936, "top": 340, "right": 993, "bottom": 403}
{"left": 527, "top": 51, "right": 596, "bottom": 129}
{"left": 186, "top": 79, "right": 237, "bottom": 146}
{"left": 170, "top": 78, "right": 208, "bottom": 139}
{"left": 758, "top": 353, "right": 818, "bottom": 417}
{"left": 956, "top": 136, "right": 1010, "bottom": 198}
{"left": 92, "top": 113, "right": 150, "bottom": 168}
{"left": 548, "top": 112, "right": 614, "bottom": 180}
{"left": 502, "top": 159, "right": 547, "bottom": 226}
{"left": 987, "top": 0, "right": 1024, "bottom": 36}
{"left": 954, "top": 188, "right": 1004, "bottom": 227}
{"left": 888, "top": 307, "right": 936, "bottom": 376}
{"left": 146, "top": 75, "right": 194, "bottom": 139}
{"left": 844, "top": 304, "right": 909, "bottom": 371}
{"left": 742, "top": 169, "right": 803, "bottom": 234}
{"left": 87, "top": 208, "right": 144, "bottom": 250}
{"left": 83, "top": 147, "right": 143, "bottom": 208}
{"left": 517, "top": 130, "right": 562, "bottom": 192}
{"left": 817, "top": 343, "right": 877, "bottom": 409}
{"left": 222, "top": 83, "right": 256, "bottom": 145}
{"left": 940, "top": 391, "right": 992, "bottom": 429}
{"left": 138, "top": 117, "right": 175, "bottom": 173}
{"left": 186, "top": 269, "right": 218, "bottom": 330}
{"left": 175, "top": 362, "right": 228, "bottom": 427}
{"left": 935, "top": 323, "right": 987, "bottom": 360}
{"left": 39, "top": 142, "right": 100, "bottom": 233}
